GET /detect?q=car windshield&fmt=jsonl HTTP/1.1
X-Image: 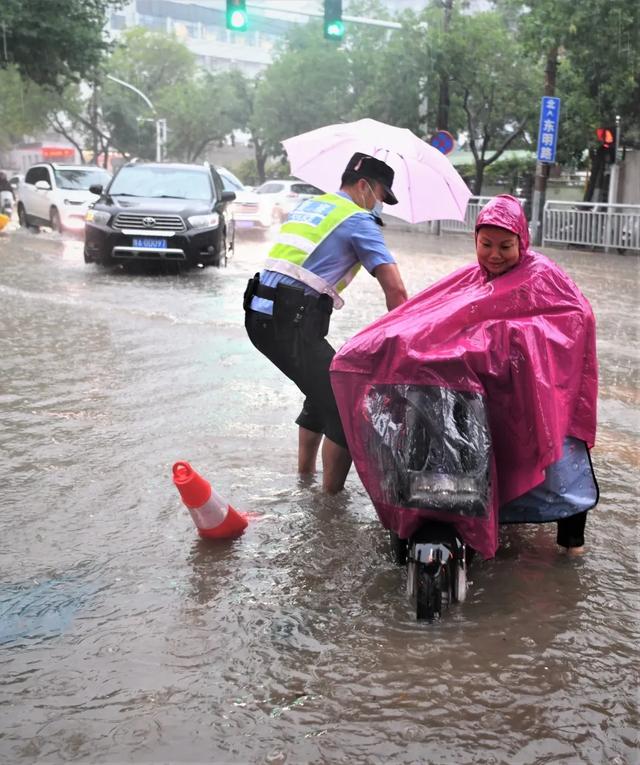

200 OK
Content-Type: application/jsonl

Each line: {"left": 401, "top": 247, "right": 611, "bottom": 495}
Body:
{"left": 54, "top": 168, "right": 111, "bottom": 190}
{"left": 217, "top": 168, "right": 244, "bottom": 192}
{"left": 291, "top": 183, "right": 322, "bottom": 195}
{"left": 108, "top": 166, "right": 213, "bottom": 200}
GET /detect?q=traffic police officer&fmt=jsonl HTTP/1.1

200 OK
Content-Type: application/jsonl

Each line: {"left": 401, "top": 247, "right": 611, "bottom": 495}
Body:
{"left": 243, "top": 153, "right": 408, "bottom": 493}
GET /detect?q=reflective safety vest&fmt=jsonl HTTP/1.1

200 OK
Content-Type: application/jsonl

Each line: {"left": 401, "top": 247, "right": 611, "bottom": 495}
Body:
{"left": 264, "top": 192, "right": 365, "bottom": 309}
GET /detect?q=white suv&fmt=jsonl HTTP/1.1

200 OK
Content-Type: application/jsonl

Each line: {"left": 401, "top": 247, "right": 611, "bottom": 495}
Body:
{"left": 18, "top": 163, "right": 111, "bottom": 233}
{"left": 253, "top": 179, "right": 323, "bottom": 225}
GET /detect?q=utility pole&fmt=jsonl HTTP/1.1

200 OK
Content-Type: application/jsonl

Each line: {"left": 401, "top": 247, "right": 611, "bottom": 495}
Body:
{"left": 106, "top": 74, "right": 166, "bottom": 162}
{"left": 607, "top": 115, "right": 621, "bottom": 206}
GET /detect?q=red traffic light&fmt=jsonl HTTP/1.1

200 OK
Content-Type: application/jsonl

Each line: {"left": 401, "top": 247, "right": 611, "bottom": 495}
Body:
{"left": 596, "top": 128, "right": 614, "bottom": 147}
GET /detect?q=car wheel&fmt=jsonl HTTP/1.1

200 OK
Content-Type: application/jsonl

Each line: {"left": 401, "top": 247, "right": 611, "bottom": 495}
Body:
{"left": 220, "top": 230, "right": 228, "bottom": 267}
{"left": 18, "top": 203, "right": 29, "bottom": 229}
{"left": 50, "top": 207, "right": 63, "bottom": 233}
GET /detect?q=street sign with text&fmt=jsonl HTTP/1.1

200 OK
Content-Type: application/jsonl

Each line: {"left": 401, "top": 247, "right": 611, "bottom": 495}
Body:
{"left": 536, "top": 96, "right": 561, "bottom": 164}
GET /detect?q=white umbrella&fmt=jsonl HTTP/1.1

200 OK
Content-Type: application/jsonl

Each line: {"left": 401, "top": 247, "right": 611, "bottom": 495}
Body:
{"left": 282, "top": 118, "right": 472, "bottom": 224}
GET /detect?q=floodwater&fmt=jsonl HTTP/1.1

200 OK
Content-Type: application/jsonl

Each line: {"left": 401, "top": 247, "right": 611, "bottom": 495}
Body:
{"left": 0, "top": 223, "right": 637, "bottom": 765}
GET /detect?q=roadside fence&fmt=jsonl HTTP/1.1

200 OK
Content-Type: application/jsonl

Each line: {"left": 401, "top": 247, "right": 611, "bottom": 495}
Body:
{"left": 542, "top": 200, "right": 640, "bottom": 252}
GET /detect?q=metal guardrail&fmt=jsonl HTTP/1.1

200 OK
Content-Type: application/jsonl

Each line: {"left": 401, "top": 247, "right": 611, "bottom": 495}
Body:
{"left": 542, "top": 200, "right": 640, "bottom": 252}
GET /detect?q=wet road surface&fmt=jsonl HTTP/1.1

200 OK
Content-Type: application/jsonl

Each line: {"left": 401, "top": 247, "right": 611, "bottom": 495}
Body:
{"left": 0, "top": 223, "right": 638, "bottom": 764}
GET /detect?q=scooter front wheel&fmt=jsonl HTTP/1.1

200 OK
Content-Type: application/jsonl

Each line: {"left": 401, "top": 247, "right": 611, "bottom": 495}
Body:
{"left": 415, "top": 562, "right": 445, "bottom": 620}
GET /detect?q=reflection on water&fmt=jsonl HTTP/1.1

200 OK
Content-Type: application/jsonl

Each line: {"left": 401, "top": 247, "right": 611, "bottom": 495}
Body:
{"left": 0, "top": 227, "right": 637, "bottom": 764}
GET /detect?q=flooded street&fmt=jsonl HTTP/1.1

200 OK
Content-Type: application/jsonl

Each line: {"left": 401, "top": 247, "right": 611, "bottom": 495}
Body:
{"left": 0, "top": 224, "right": 637, "bottom": 764}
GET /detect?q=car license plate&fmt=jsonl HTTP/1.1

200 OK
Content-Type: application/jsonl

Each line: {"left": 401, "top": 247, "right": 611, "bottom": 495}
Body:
{"left": 133, "top": 237, "right": 167, "bottom": 248}
{"left": 236, "top": 221, "right": 254, "bottom": 229}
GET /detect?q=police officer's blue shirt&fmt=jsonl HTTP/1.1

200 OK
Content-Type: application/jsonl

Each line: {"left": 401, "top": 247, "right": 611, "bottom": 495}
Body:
{"left": 250, "top": 191, "right": 396, "bottom": 315}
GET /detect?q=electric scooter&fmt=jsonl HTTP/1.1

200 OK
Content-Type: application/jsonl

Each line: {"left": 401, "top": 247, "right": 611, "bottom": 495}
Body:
{"left": 370, "top": 383, "right": 598, "bottom": 621}
{"left": 364, "top": 383, "right": 493, "bottom": 621}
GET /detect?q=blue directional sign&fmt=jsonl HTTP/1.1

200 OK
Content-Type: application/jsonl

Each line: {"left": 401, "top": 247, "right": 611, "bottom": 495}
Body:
{"left": 536, "top": 96, "right": 561, "bottom": 163}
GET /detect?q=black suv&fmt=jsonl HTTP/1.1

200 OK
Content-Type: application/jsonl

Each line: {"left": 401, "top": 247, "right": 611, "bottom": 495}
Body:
{"left": 84, "top": 162, "right": 235, "bottom": 268}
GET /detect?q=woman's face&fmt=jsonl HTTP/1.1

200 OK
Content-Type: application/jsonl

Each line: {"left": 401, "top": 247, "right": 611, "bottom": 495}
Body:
{"left": 476, "top": 225, "right": 520, "bottom": 276}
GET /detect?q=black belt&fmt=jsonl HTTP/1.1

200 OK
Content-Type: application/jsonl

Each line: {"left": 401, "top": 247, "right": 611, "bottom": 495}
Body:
{"left": 249, "top": 276, "right": 332, "bottom": 312}
{"left": 254, "top": 282, "right": 277, "bottom": 301}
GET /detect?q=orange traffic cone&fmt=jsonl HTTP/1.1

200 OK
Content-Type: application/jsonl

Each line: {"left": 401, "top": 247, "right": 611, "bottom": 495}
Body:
{"left": 172, "top": 461, "right": 248, "bottom": 539}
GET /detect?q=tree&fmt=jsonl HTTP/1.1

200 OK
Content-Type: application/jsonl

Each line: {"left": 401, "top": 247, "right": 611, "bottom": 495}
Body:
{"left": 157, "top": 72, "right": 246, "bottom": 163}
{"left": 500, "top": 0, "right": 640, "bottom": 198}
{"left": 253, "top": 23, "right": 350, "bottom": 161}
{"left": 443, "top": 10, "right": 539, "bottom": 193}
{"left": 45, "top": 83, "right": 119, "bottom": 167}
{"left": 223, "top": 71, "right": 270, "bottom": 183}
{"left": 346, "top": 4, "right": 430, "bottom": 136}
{"left": 101, "top": 28, "right": 197, "bottom": 159}
{"left": 37, "top": 29, "right": 251, "bottom": 165}
{"left": 0, "top": 67, "right": 49, "bottom": 150}
{"left": 1, "top": 0, "right": 120, "bottom": 89}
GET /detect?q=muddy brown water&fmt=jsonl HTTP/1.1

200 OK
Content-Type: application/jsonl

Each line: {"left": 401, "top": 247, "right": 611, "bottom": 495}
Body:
{"left": 0, "top": 225, "right": 637, "bottom": 764}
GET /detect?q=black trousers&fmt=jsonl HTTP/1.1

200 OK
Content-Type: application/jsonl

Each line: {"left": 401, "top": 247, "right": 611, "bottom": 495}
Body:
{"left": 556, "top": 510, "right": 588, "bottom": 548}
{"left": 245, "top": 307, "right": 348, "bottom": 449}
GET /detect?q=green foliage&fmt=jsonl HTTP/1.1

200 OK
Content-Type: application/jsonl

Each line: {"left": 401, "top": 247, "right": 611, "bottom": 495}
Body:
{"left": 252, "top": 23, "right": 351, "bottom": 158}
{"left": 347, "top": 8, "right": 429, "bottom": 136}
{"left": 5, "top": 0, "right": 631, "bottom": 193}
{"left": 443, "top": 10, "right": 539, "bottom": 191}
{"left": 232, "top": 158, "right": 291, "bottom": 186}
{"left": 1, "top": 0, "right": 119, "bottom": 88}
{"left": 157, "top": 71, "right": 249, "bottom": 162}
{"left": 0, "top": 67, "right": 49, "bottom": 149}
{"left": 483, "top": 155, "right": 536, "bottom": 181}
{"left": 499, "top": 0, "right": 640, "bottom": 156}
{"left": 101, "top": 28, "right": 197, "bottom": 159}
{"left": 106, "top": 28, "right": 196, "bottom": 103}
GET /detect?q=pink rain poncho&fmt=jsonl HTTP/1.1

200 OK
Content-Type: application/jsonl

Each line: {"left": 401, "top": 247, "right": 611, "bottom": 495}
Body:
{"left": 331, "top": 195, "right": 597, "bottom": 558}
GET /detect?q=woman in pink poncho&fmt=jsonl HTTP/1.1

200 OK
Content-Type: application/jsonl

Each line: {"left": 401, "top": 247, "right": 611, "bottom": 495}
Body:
{"left": 330, "top": 195, "right": 598, "bottom": 558}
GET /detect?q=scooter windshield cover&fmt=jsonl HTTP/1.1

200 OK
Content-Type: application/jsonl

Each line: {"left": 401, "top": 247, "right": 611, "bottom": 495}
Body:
{"left": 331, "top": 199, "right": 597, "bottom": 559}
{"left": 364, "top": 385, "right": 491, "bottom": 517}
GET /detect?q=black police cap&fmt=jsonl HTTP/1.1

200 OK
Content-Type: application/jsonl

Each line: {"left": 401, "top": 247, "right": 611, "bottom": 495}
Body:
{"left": 344, "top": 152, "right": 398, "bottom": 205}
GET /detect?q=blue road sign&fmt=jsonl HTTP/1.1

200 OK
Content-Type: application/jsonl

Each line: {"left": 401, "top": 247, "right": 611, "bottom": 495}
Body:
{"left": 536, "top": 96, "right": 561, "bottom": 163}
{"left": 430, "top": 130, "right": 455, "bottom": 155}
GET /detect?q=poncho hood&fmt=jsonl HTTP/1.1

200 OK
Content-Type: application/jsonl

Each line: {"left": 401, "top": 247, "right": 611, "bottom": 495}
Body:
{"left": 475, "top": 194, "right": 530, "bottom": 260}
{"left": 331, "top": 198, "right": 597, "bottom": 558}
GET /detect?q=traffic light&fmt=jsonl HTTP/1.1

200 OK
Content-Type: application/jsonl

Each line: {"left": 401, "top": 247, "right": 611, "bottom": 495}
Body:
{"left": 324, "top": 0, "right": 344, "bottom": 41}
{"left": 226, "top": 0, "right": 248, "bottom": 32}
{"left": 596, "top": 127, "right": 616, "bottom": 163}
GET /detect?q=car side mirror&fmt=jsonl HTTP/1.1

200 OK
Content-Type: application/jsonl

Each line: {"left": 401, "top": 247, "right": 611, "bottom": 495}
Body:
{"left": 89, "top": 184, "right": 103, "bottom": 196}
{"left": 35, "top": 180, "right": 51, "bottom": 191}
{"left": 221, "top": 190, "right": 236, "bottom": 203}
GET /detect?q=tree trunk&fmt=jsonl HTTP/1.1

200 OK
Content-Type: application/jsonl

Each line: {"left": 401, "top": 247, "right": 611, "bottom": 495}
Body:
{"left": 544, "top": 46, "right": 558, "bottom": 95}
{"left": 473, "top": 162, "right": 485, "bottom": 196}
{"left": 89, "top": 86, "right": 99, "bottom": 163}
{"left": 253, "top": 135, "right": 267, "bottom": 184}
{"left": 436, "top": 0, "right": 453, "bottom": 131}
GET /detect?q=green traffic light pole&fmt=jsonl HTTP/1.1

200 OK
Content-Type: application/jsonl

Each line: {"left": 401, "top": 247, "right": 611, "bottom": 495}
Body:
{"left": 247, "top": 3, "right": 401, "bottom": 30}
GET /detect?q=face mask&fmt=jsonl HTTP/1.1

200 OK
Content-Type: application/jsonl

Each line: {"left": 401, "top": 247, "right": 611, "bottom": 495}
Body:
{"left": 364, "top": 180, "right": 383, "bottom": 216}
{"left": 372, "top": 199, "right": 384, "bottom": 218}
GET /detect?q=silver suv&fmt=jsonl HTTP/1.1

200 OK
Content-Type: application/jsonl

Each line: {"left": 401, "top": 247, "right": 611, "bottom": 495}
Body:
{"left": 18, "top": 164, "right": 111, "bottom": 233}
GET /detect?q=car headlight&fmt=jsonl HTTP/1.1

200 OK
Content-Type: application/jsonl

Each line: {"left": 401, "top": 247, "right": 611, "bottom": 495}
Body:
{"left": 188, "top": 212, "right": 219, "bottom": 229}
{"left": 85, "top": 209, "right": 110, "bottom": 225}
